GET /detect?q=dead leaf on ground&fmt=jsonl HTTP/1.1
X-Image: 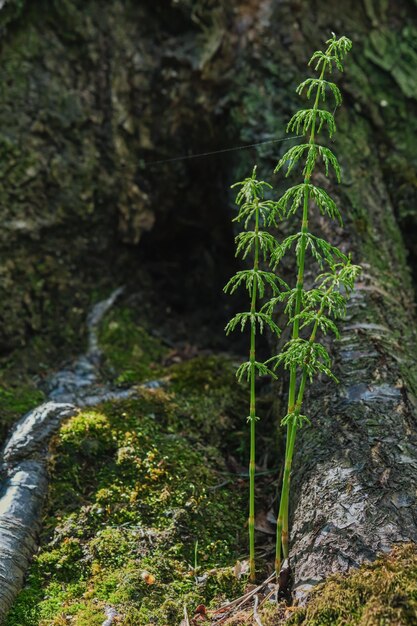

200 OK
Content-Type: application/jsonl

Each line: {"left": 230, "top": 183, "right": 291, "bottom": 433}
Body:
{"left": 234, "top": 559, "right": 249, "bottom": 579}
{"left": 162, "top": 343, "right": 200, "bottom": 365}
{"left": 254, "top": 509, "right": 276, "bottom": 535}
{"left": 141, "top": 570, "right": 156, "bottom": 585}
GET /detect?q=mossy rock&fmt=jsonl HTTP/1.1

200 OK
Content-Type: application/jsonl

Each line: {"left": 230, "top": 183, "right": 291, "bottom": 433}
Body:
{"left": 98, "top": 306, "right": 167, "bottom": 386}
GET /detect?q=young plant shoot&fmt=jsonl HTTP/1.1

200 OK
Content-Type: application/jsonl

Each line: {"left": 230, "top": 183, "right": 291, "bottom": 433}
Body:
{"left": 266, "top": 33, "right": 361, "bottom": 575}
{"left": 224, "top": 168, "right": 284, "bottom": 582}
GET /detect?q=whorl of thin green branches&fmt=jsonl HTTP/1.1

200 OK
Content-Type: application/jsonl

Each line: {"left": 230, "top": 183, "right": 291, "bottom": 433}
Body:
{"left": 224, "top": 33, "right": 360, "bottom": 586}
{"left": 224, "top": 167, "right": 284, "bottom": 582}
{"left": 265, "top": 32, "right": 360, "bottom": 577}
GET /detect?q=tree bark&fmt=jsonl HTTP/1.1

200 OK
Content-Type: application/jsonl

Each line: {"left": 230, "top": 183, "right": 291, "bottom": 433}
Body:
{"left": 0, "top": 403, "right": 76, "bottom": 622}
{"left": 290, "top": 150, "right": 417, "bottom": 597}
{"left": 274, "top": 0, "right": 417, "bottom": 597}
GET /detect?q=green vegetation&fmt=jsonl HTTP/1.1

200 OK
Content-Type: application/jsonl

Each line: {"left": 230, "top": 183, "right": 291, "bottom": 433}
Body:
{"left": 6, "top": 319, "right": 250, "bottom": 626}
{"left": 0, "top": 382, "right": 45, "bottom": 441}
{"left": 98, "top": 306, "right": 167, "bottom": 385}
{"left": 269, "top": 34, "right": 360, "bottom": 574}
{"left": 224, "top": 170, "right": 282, "bottom": 582}
{"left": 225, "top": 34, "right": 360, "bottom": 578}
{"left": 217, "top": 545, "right": 417, "bottom": 625}
{"left": 4, "top": 20, "right": 415, "bottom": 626}
{"left": 288, "top": 544, "right": 417, "bottom": 626}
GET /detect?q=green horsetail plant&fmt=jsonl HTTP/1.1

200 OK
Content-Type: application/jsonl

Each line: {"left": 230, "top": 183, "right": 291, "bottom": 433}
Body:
{"left": 263, "top": 33, "right": 361, "bottom": 576}
{"left": 224, "top": 167, "right": 285, "bottom": 582}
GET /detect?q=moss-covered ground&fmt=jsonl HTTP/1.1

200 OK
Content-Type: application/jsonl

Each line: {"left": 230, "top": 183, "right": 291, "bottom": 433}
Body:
{"left": 216, "top": 544, "right": 417, "bottom": 626}
{"left": 287, "top": 544, "right": 417, "bottom": 626}
{"left": 0, "top": 379, "right": 45, "bottom": 442}
{"left": 5, "top": 307, "right": 253, "bottom": 625}
{"left": 0, "top": 340, "right": 48, "bottom": 442}
{"left": 98, "top": 306, "right": 167, "bottom": 386}
{"left": 5, "top": 298, "right": 417, "bottom": 626}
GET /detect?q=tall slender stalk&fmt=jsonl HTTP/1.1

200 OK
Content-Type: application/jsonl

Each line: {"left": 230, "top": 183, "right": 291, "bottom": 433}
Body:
{"left": 262, "top": 34, "right": 361, "bottom": 576}
{"left": 225, "top": 34, "right": 360, "bottom": 587}
{"left": 224, "top": 168, "right": 284, "bottom": 582}
{"left": 279, "top": 63, "right": 327, "bottom": 567}
{"left": 248, "top": 198, "right": 259, "bottom": 582}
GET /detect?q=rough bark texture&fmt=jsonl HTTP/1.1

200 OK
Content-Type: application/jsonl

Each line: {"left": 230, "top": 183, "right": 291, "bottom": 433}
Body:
{"left": 281, "top": 0, "right": 417, "bottom": 596}
{"left": 290, "top": 165, "right": 417, "bottom": 597}
{"left": 0, "top": 403, "right": 76, "bottom": 622}
{"left": 2, "top": 0, "right": 414, "bottom": 360}
{"left": 0, "top": 0, "right": 238, "bottom": 361}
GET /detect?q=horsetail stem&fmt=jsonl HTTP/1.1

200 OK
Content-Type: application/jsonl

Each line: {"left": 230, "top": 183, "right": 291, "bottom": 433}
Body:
{"left": 248, "top": 198, "right": 259, "bottom": 581}
{"left": 225, "top": 34, "right": 360, "bottom": 586}
{"left": 270, "top": 34, "right": 360, "bottom": 576}
{"left": 279, "top": 47, "right": 331, "bottom": 570}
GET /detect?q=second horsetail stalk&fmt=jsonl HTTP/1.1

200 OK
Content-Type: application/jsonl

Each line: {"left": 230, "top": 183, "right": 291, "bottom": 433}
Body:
{"left": 224, "top": 169, "right": 284, "bottom": 582}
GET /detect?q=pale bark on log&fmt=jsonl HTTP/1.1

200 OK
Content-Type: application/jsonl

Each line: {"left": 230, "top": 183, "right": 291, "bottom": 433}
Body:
{"left": 289, "top": 140, "right": 417, "bottom": 598}
{"left": 0, "top": 403, "right": 76, "bottom": 623}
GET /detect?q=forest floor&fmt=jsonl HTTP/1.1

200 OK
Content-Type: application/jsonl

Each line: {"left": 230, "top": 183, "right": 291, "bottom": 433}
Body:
{"left": 2, "top": 292, "right": 417, "bottom": 625}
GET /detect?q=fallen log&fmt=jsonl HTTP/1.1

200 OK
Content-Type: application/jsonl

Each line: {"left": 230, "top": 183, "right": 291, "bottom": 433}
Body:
{"left": 0, "top": 402, "right": 76, "bottom": 622}
{"left": 289, "top": 140, "right": 417, "bottom": 599}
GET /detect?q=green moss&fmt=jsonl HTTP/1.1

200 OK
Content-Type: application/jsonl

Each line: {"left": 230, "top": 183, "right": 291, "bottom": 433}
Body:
{"left": 7, "top": 354, "right": 249, "bottom": 626}
{"left": 169, "top": 353, "right": 237, "bottom": 392}
{"left": 0, "top": 382, "right": 45, "bottom": 442}
{"left": 287, "top": 544, "right": 417, "bottom": 626}
{"left": 211, "top": 546, "right": 417, "bottom": 626}
{"left": 99, "top": 306, "right": 167, "bottom": 385}
{"left": 168, "top": 355, "right": 247, "bottom": 452}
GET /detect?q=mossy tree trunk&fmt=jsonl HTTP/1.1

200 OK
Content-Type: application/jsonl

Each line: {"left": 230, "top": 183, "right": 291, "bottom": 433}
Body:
{"left": 264, "top": 0, "right": 417, "bottom": 595}
{"left": 289, "top": 122, "right": 417, "bottom": 595}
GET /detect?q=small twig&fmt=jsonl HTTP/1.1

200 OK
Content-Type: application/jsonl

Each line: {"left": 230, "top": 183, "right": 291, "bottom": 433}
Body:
{"left": 211, "top": 572, "right": 275, "bottom": 623}
{"left": 102, "top": 606, "right": 119, "bottom": 626}
{"left": 183, "top": 605, "right": 190, "bottom": 626}
{"left": 253, "top": 594, "right": 264, "bottom": 626}
{"left": 208, "top": 479, "right": 233, "bottom": 491}
{"left": 258, "top": 586, "right": 278, "bottom": 609}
